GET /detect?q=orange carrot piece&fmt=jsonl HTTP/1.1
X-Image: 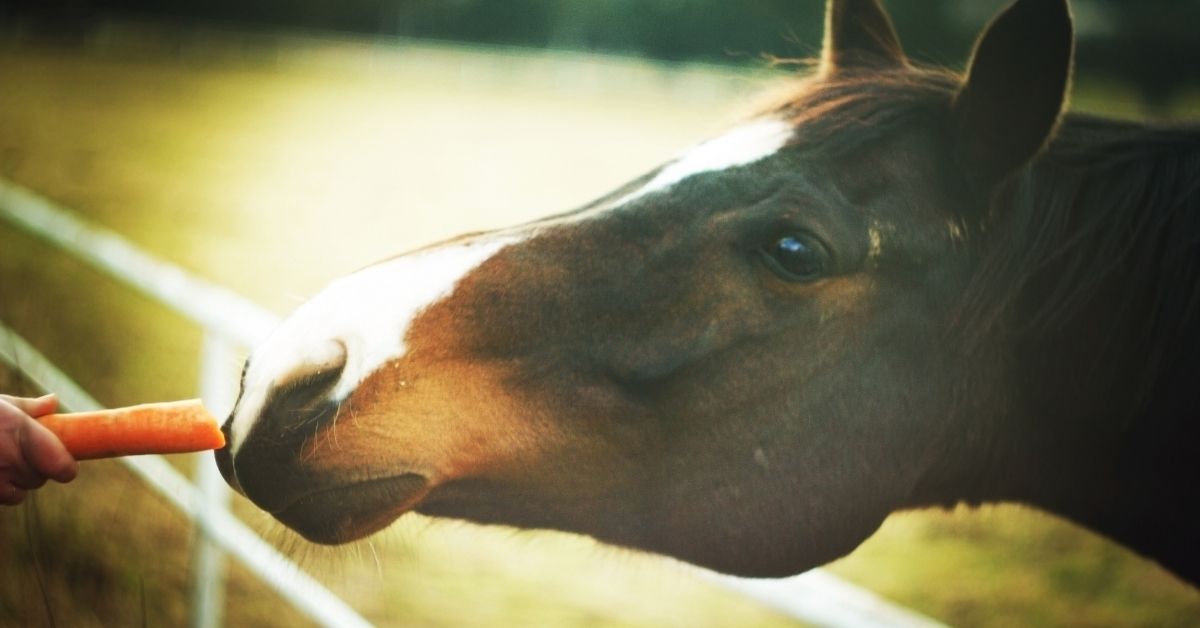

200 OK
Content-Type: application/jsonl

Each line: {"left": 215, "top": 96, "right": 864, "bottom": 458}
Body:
{"left": 37, "top": 399, "right": 225, "bottom": 460}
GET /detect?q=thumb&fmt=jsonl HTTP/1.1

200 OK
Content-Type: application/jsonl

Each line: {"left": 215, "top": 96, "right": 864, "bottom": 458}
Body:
{"left": 0, "top": 394, "right": 59, "bottom": 418}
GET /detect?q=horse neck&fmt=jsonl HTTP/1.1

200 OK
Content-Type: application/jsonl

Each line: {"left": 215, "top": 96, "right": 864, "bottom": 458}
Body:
{"left": 963, "top": 118, "right": 1200, "bottom": 583}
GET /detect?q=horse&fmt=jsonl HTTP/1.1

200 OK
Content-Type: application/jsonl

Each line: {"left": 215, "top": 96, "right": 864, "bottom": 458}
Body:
{"left": 215, "top": 0, "right": 1200, "bottom": 584}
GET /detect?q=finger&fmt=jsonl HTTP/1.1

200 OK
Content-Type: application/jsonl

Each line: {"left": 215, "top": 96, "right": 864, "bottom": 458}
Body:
{"left": 19, "top": 417, "right": 78, "bottom": 483}
{"left": 0, "top": 485, "right": 27, "bottom": 506}
{"left": 0, "top": 394, "right": 58, "bottom": 418}
{"left": 0, "top": 424, "right": 41, "bottom": 492}
{"left": 11, "top": 473, "right": 47, "bottom": 491}
{"left": 1, "top": 439, "right": 50, "bottom": 490}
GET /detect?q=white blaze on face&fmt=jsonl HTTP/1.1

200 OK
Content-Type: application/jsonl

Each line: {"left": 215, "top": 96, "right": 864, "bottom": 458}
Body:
{"left": 229, "top": 236, "right": 521, "bottom": 455}
{"left": 610, "top": 117, "right": 795, "bottom": 210}
{"left": 229, "top": 117, "right": 794, "bottom": 455}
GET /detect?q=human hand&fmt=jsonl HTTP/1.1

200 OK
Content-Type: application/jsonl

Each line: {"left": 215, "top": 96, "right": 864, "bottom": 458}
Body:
{"left": 0, "top": 394, "right": 78, "bottom": 505}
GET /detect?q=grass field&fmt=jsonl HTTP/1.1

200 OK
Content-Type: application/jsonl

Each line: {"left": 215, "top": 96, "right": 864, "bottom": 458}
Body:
{"left": 1, "top": 22, "right": 1198, "bottom": 626}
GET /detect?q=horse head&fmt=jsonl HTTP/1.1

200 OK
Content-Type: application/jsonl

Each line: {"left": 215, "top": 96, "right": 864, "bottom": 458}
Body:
{"left": 217, "top": 0, "right": 1074, "bottom": 577}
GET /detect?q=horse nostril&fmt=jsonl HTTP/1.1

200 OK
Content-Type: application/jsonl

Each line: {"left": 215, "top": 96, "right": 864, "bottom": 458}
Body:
{"left": 276, "top": 366, "right": 343, "bottom": 411}
{"left": 220, "top": 340, "right": 349, "bottom": 506}
{"left": 272, "top": 340, "right": 349, "bottom": 410}
{"left": 251, "top": 340, "right": 349, "bottom": 442}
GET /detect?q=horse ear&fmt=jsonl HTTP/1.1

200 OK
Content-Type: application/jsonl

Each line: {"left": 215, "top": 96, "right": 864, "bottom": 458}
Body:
{"left": 951, "top": 0, "right": 1074, "bottom": 192}
{"left": 821, "top": 0, "right": 906, "bottom": 72}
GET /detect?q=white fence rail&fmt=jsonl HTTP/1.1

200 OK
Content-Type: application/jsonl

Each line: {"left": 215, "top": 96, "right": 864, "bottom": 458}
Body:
{"left": 0, "top": 177, "right": 372, "bottom": 628}
{"left": 0, "top": 177, "right": 945, "bottom": 628}
{"left": 0, "top": 322, "right": 373, "bottom": 628}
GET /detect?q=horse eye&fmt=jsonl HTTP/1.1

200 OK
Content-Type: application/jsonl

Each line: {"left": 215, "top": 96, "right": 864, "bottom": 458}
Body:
{"left": 760, "top": 232, "right": 829, "bottom": 282}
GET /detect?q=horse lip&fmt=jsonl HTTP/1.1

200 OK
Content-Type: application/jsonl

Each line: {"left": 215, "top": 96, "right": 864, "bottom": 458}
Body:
{"left": 273, "top": 473, "right": 431, "bottom": 544}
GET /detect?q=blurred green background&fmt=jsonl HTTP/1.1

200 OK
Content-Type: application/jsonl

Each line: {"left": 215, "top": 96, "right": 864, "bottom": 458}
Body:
{"left": 1, "top": 1, "right": 1198, "bottom": 626}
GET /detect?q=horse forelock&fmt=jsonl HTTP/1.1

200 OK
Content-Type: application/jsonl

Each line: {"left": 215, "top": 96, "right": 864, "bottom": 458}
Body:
{"left": 768, "top": 65, "right": 960, "bottom": 154}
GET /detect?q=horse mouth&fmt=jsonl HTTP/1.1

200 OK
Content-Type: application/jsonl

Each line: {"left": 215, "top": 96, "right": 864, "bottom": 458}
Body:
{"left": 272, "top": 474, "right": 430, "bottom": 545}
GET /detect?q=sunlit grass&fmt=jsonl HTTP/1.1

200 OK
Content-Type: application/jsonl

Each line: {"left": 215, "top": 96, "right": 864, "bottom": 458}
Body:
{"left": 828, "top": 506, "right": 1200, "bottom": 626}
{"left": 1, "top": 23, "right": 1197, "bottom": 627}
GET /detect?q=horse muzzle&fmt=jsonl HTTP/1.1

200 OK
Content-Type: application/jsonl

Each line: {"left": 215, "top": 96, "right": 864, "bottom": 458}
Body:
{"left": 269, "top": 473, "right": 431, "bottom": 544}
{"left": 214, "top": 398, "right": 434, "bottom": 544}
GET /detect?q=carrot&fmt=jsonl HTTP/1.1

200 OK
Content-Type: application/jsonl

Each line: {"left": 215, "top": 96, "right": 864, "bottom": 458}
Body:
{"left": 37, "top": 399, "right": 225, "bottom": 460}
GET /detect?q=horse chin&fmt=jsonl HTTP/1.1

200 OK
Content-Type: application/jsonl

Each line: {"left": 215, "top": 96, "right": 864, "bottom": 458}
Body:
{"left": 272, "top": 474, "right": 430, "bottom": 545}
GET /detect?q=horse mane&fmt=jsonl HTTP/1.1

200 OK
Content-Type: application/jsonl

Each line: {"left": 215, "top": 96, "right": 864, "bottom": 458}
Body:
{"left": 976, "top": 115, "right": 1200, "bottom": 413}
{"left": 769, "top": 66, "right": 1200, "bottom": 415}
{"left": 976, "top": 116, "right": 1200, "bottom": 331}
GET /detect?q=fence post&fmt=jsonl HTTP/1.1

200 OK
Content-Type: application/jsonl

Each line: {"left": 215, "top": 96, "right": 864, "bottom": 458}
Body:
{"left": 190, "top": 332, "right": 238, "bottom": 628}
